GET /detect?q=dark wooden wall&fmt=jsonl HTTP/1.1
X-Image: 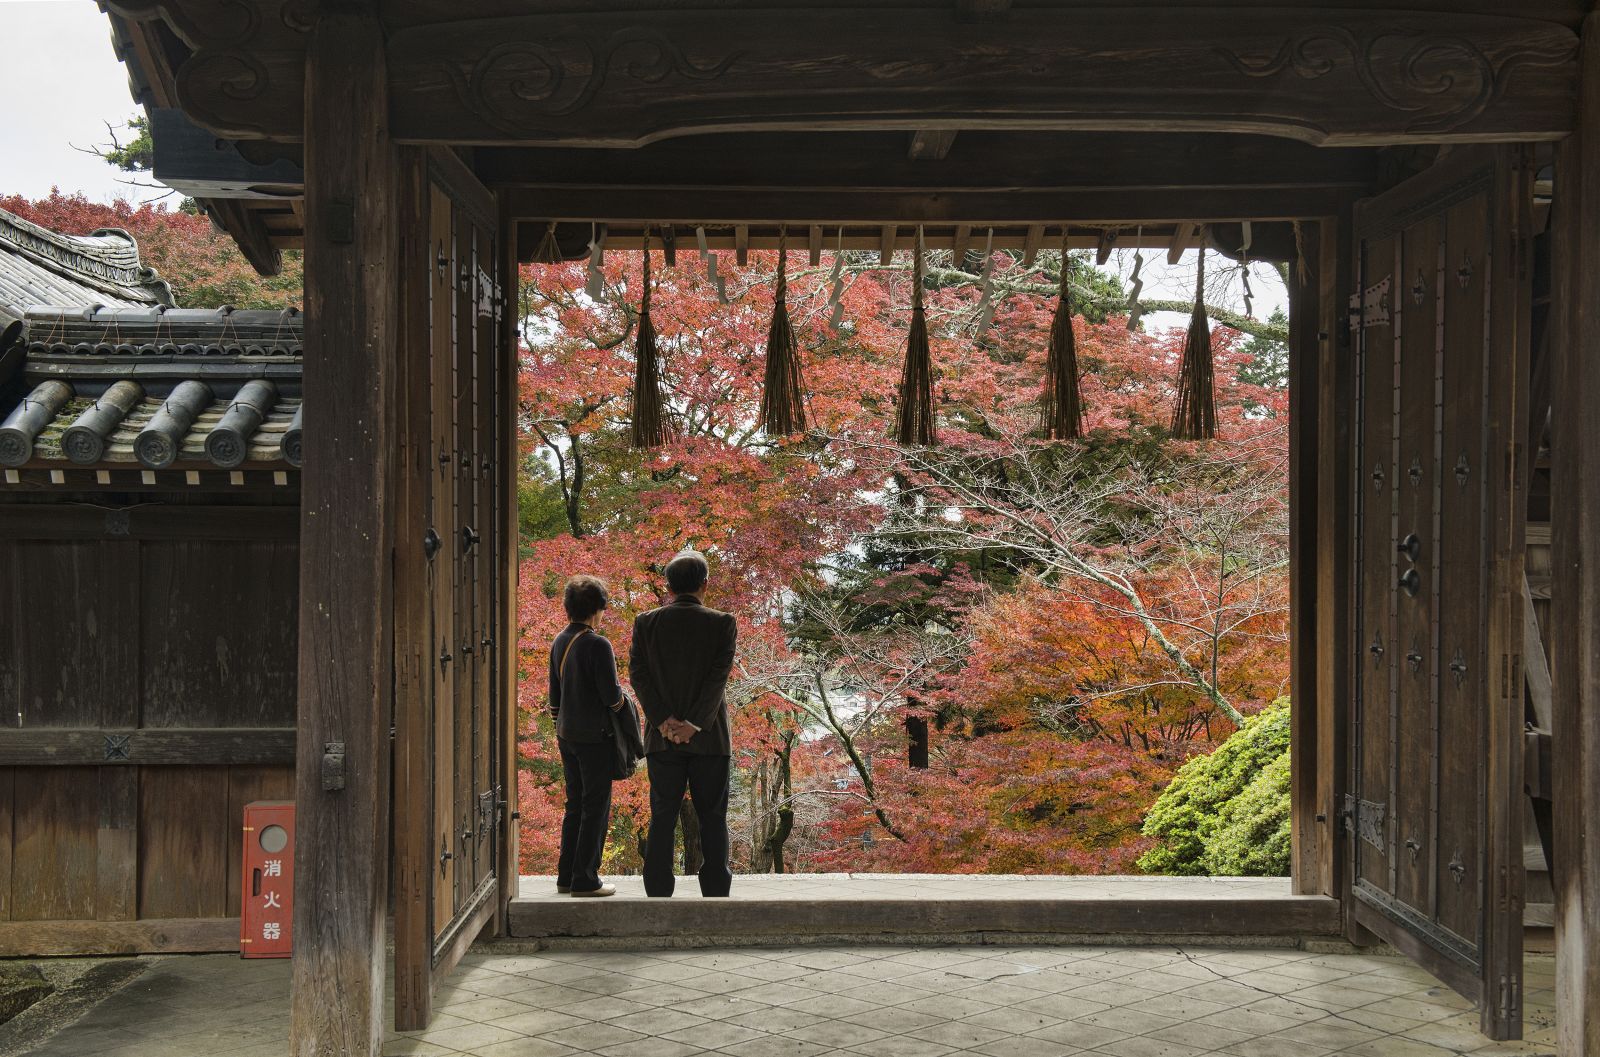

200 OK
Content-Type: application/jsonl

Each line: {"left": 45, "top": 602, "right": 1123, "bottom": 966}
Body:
{"left": 0, "top": 496, "right": 298, "bottom": 955}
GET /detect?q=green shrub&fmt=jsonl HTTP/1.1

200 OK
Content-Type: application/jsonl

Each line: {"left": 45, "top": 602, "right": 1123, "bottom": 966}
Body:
{"left": 1202, "top": 752, "right": 1291, "bottom": 875}
{"left": 1137, "top": 699, "right": 1291, "bottom": 876}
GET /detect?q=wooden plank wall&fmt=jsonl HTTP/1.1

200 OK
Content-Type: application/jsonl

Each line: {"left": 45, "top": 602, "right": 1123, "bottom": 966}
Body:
{"left": 0, "top": 506, "right": 297, "bottom": 955}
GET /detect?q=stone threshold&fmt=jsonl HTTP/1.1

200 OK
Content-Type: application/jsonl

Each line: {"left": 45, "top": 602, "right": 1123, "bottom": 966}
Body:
{"left": 507, "top": 874, "right": 1343, "bottom": 948}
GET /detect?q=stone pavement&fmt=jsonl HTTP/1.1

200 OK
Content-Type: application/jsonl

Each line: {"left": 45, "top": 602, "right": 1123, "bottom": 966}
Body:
{"left": 23, "top": 943, "right": 1557, "bottom": 1057}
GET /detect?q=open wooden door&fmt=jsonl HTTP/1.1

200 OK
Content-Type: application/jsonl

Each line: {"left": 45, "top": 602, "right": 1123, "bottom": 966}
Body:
{"left": 1347, "top": 146, "right": 1532, "bottom": 1040}
{"left": 393, "top": 148, "right": 512, "bottom": 1031}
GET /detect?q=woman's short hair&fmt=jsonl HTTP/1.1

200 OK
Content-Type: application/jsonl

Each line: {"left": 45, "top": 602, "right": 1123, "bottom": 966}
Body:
{"left": 665, "top": 549, "right": 709, "bottom": 594}
{"left": 562, "top": 575, "right": 610, "bottom": 621}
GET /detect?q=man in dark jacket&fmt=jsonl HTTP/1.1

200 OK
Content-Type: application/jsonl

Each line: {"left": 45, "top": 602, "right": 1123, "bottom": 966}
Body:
{"left": 630, "top": 549, "right": 738, "bottom": 896}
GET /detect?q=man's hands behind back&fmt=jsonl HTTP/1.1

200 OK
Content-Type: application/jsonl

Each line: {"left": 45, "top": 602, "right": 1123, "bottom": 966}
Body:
{"left": 659, "top": 718, "right": 697, "bottom": 745}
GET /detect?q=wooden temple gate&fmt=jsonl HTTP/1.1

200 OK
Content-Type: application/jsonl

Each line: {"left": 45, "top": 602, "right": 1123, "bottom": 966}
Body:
{"left": 21, "top": 3, "right": 1594, "bottom": 1055}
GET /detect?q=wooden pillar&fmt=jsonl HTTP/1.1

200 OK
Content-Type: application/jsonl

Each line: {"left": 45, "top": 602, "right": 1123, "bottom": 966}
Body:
{"left": 291, "top": 7, "right": 398, "bottom": 1057}
{"left": 495, "top": 199, "right": 522, "bottom": 932}
{"left": 1551, "top": 14, "right": 1600, "bottom": 1055}
{"left": 1288, "top": 222, "right": 1323, "bottom": 895}
{"left": 1316, "top": 214, "right": 1355, "bottom": 915}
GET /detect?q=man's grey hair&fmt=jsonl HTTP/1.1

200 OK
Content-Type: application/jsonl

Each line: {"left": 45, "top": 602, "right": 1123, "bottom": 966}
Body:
{"left": 665, "top": 548, "right": 709, "bottom": 595}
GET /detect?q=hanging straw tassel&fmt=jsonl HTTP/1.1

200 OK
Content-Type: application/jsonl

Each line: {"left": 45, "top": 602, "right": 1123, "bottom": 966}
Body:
{"left": 1042, "top": 229, "right": 1083, "bottom": 440}
{"left": 758, "top": 228, "right": 808, "bottom": 436}
{"left": 531, "top": 222, "right": 561, "bottom": 264}
{"left": 1170, "top": 247, "right": 1217, "bottom": 440}
{"left": 630, "top": 234, "right": 667, "bottom": 448}
{"left": 894, "top": 230, "right": 937, "bottom": 445}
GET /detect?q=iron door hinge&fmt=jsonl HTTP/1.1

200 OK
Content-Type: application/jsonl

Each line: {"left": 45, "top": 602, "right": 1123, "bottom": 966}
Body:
{"left": 1350, "top": 275, "right": 1392, "bottom": 332}
{"left": 1498, "top": 975, "right": 1521, "bottom": 1024}
{"left": 321, "top": 741, "right": 346, "bottom": 791}
{"left": 1342, "top": 793, "right": 1387, "bottom": 853}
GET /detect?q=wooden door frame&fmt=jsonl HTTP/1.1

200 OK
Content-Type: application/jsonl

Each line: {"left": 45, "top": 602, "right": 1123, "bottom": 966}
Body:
{"left": 1287, "top": 213, "right": 1356, "bottom": 901}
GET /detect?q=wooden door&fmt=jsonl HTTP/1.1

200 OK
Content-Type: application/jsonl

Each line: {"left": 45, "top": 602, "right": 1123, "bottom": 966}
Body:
{"left": 393, "top": 149, "right": 511, "bottom": 1031}
{"left": 1347, "top": 147, "right": 1532, "bottom": 1040}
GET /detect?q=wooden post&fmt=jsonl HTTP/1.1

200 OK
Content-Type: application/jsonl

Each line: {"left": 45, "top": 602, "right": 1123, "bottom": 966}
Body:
{"left": 1316, "top": 214, "right": 1356, "bottom": 920}
{"left": 496, "top": 199, "right": 522, "bottom": 932}
{"left": 1288, "top": 222, "right": 1322, "bottom": 895}
{"left": 1550, "top": 14, "right": 1600, "bottom": 1055}
{"left": 291, "top": 7, "right": 398, "bottom": 1057}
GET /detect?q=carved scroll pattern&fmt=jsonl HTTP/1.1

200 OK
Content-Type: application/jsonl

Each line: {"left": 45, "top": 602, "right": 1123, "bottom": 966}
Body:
{"left": 443, "top": 29, "right": 740, "bottom": 137}
{"left": 175, "top": 51, "right": 282, "bottom": 140}
{"left": 1219, "top": 26, "right": 1575, "bottom": 135}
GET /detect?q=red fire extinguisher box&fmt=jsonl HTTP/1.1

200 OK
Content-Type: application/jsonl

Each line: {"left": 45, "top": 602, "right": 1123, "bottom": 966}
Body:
{"left": 241, "top": 801, "right": 294, "bottom": 958}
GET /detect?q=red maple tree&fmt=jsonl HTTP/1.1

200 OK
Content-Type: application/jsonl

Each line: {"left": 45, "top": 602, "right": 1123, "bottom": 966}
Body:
{"left": 513, "top": 244, "right": 1290, "bottom": 875}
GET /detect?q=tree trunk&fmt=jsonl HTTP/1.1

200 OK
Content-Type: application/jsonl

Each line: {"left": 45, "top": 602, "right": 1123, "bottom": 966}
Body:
{"left": 749, "top": 756, "right": 775, "bottom": 873}
{"left": 749, "top": 733, "right": 796, "bottom": 873}
{"left": 905, "top": 714, "right": 930, "bottom": 769}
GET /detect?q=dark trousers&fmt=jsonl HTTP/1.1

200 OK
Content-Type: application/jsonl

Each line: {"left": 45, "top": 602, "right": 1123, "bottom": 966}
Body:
{"left": 643, "top": 750, "right": 732, "bottom": 897}
{"left": 557, "top": 738, "right": 614, "bottom": 892}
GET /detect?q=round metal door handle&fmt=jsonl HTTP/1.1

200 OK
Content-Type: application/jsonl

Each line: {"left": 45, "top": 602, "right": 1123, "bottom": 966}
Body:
{"left": 1399, "top": 568, "right": 1421, "bottom": 597}
{"left": 1397, "top": 533, "right": 1420, "bottom": 561}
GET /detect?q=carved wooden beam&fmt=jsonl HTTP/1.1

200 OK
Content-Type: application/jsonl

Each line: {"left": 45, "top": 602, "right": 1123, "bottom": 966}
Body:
{"left": 106, "top": 0, "right": 312, "bottom": 51}
{"left": 390, "top": 10, "right": 1578, "bottom": 146}
{"left": 158, "top": 8, "right": 1577, "bottom": 146}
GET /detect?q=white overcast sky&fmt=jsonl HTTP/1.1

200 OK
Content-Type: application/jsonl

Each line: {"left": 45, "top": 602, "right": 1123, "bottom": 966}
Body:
{"left": 0, "top": 0, "right": 171, "bottom": 205}
{"left": 0, "top": 0, "right": 1285, "bottom": 322}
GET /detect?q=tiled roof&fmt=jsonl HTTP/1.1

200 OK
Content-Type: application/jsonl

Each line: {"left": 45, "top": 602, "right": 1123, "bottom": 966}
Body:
{"left": 0, "top": 306, "right": 302, "bottom": 475}
{"left": 0, "top": 207, "right": 173, "bottom": 318}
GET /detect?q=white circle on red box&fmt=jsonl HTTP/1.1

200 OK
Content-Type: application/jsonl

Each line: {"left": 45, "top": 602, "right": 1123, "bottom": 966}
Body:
{"left": 259, "top": 824, "right": 289, "bottom": 854}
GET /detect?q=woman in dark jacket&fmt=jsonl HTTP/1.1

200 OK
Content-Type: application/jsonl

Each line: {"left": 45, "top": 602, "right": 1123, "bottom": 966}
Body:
{"left": 549, "top": 575, "right": 624, "bottom": 897}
